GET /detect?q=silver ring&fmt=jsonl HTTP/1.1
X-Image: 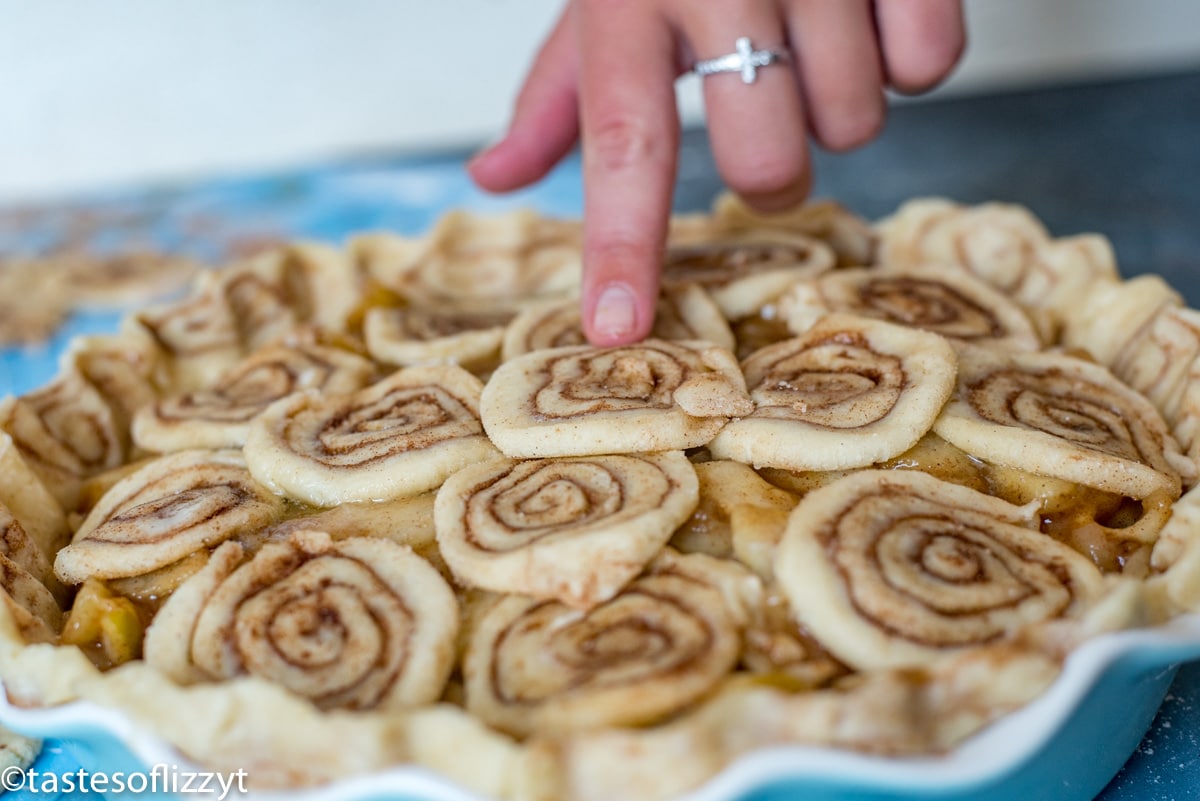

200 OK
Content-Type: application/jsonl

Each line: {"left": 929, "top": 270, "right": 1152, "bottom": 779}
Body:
{"left": 693, "top": 37, "right": 791, "bottom": 85}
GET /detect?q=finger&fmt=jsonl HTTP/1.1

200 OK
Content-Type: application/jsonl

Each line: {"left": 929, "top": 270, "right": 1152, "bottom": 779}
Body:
{"left": 577, "top": 0, "right": 678, "bottom": 346}
{"left": 468, "top": 7, "right": 581, "bottom": 192}
{"left": 875, "top": 0, "right": 966, "bottom": 94}
{"left": 680, "top": 3, "right": 810, "bottom": 212}
{"left": 783, "top": 0, "right": 886, "bottom": 152}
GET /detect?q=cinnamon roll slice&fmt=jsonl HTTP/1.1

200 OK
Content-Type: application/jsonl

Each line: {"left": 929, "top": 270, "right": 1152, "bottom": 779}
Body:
{"left": 435, "top": 451, "right": 699, "bottom": 608}
{"left": 363, "top": 304, "right": 516, "bottom": 370}
{"left": 663, "top": 230, "right": 837, "bottom": 320}
{"left": 0, "top": 433, "right": 70, "bottom": 559}
{"left": 877, "top": 199, "right": 1120, "bottom": 322}
{"left": 133, "top": 341, "right": 376, "bottom": 452}
{"left": 54, "top": 450, "right": 286, "bottom": 583}
{"left": 1, "top": 553, "right": 63, "bottom": 639}
{"left": 66, "top": 331, "right": 161, "bottom": 441}
{"left": 1109, "top": 305, "right": 1200, "bottom": 428}
{"left": 215, "top": 258, "right": 304, "bottom": 351}
{"left": 709, "top": 315, "right": 958, "bottom": 471}
{"left": 0, "top": 258, "right": 71, "bottom": 346}
{"left": 776, "top": 470, "right": 1107, "bottom": 670}
{"left": 711, "top": 193, "right": 877, "bottom": 267}
{"left": 877, "top": 199, "right": 1050, "bottom": 283}
{"left": 1147, "top": 484, "right": 1200, "bottom": 617}
{"left": 243, "top": 365, "right": 498, "bottom": 506}
{"left": 481, "top": 340, "right": 752, "bottom": 458}
{"left": 1060, "top": 274, "right": 1182, "bottom": 366}
{"left": 133, "top": 276, "right": 243, "bottom": 392}
{"left": 255, "top": 242, "right": 364, "bottom": 334}
{"left": 783, "top": 266, "right": 1042, "bottom": 351}
{"left": 501, "top": 284, "right": 735, "bottom": 361}
{"left": 0, "top": 367, "right": 126, "bottom": 511}
{"left": 463, "top": 549, "right": 760, "bottom": 736}
{"left": 144, "top": 530, "right": 459, "bottom": 710}
{"left": 55, "top": 250, "right": 198, "bottom": 308}
{"left": 0, "top": 503, "right": 66, "bottom": 604}
{"left": 933, "top": 345, "right": 1190, "bottom": 499}
{"left": 354, "top": 210, "right": 582, "bottom": 305}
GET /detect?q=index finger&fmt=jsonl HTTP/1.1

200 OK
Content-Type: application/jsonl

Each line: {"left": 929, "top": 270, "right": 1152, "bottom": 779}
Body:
{"left": 577, "top": 0, "right": 680, "bottom": 346}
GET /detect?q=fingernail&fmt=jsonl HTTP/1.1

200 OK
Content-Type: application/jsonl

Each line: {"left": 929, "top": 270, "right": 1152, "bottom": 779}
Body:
{"left": 592, "top": 283, "right": 636, "bottom": 339}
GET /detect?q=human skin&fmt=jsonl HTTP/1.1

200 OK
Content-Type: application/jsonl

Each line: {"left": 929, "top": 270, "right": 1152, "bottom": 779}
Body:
{"left": 469, "top": 0, "right": 966, "bottom": 345}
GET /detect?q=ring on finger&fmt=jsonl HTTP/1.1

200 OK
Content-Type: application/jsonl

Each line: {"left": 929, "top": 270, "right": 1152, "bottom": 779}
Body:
{"left": 692, "top": 37, "right": 792, "bottom": 84}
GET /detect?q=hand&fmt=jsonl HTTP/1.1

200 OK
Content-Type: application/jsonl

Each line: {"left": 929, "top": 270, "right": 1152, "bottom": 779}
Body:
{"left": 468, "top": 0, "right": 965, "bottom": 346}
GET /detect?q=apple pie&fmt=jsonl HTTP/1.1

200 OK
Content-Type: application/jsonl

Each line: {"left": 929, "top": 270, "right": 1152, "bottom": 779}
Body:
{"left": 0, "top": 197, "right": 1198, "bottom": 801}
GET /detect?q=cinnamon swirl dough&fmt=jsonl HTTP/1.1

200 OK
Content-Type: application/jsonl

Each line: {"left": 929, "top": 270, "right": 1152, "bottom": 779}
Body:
{"left": 0, "top": 503, "right": 66, "bottom": 605}
{"left": 1148, "top": 484, "right": 1200, "bottom": 618}
{"left": 354, "top": 210, "right": 582, "bottom": 305}
{"left": 1060, "top": 274, "right": 1182, "bottom": 366}
{"left": 501, "top": 283, "right": 735, "bottom": 361}
{"left": 463, "top": 549, "right": 760, "bottom": 736}
{"left": 66, "top": 331, "right": 161, "bottom": 441}
{"left": 54, "top": 450, "right": 286, "bottom": 583}
{"left": 435, "top": 451, "right": 698, "bottom": 608}
{"left": 876, "top": 198, "right": 1119, "bottom": 318}
{"left": 0, "top": 259, "right": 71, "bottom": 346}
{"left": 144, "top": 530, "right": 458, "bottom": 710}
{"left": 783, "top": 265, "right": 1042, "bottom": 351}
{"left": 132, "top": 341, "right": 377, "bottom": 452}
{"left": 55, "top": 250, "right": 198, "bottom": 308}
{"left": 663, "top": 230, "right": 837, "bottom": 320}
{"left": 776, "top": 470, "right": 1108, "bottom": 670}
{"left": 1, "top": 551, "right": 63, "bottom": 642}
{"left": 254, "top": 242, "right": 363, "bottom": 334}
{"left": 244, "top": 365, "right": 498, "bottom": 506}
{"left": 1108, "top": 305, "right": 1200, "bottom": 429}
{"left": 133, "top": 276, "right": 243, "bottom": 392}
{"left": 216, "top": 258, "right": 306, "bottom": 351}
{"left": 933, "top": 345, "right": 1190, "bottom": 499}
{"left": 0, "top": 367, "right": 126, "bottom": 511}
{"left": 363, "top": 304, "right": 517, "bottom": 369}
{"left": 710, "top": 315, "right": 957, "bottom": 471}
{"left": 711, "top": 193, "right": 877, "bottom": 267}
{"left": 481, "top": 340, "right": 752, "bottom": 458}
{"left": 0, "top": 433, "right": 70, "bottom": 559}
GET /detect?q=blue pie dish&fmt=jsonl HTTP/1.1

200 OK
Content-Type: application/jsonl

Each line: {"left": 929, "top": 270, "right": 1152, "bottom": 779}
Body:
{"left": 3, "top": 613, "right": 1200, "bottom": 801}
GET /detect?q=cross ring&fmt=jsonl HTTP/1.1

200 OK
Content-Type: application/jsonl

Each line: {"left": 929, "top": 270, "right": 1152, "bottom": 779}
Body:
{"left": 693, "top": 37, "right": 792, "bottom": 85}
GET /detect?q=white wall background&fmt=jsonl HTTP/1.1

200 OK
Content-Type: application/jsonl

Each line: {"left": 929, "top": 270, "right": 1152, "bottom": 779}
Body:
{"left": 1, "top": 0, "right": 1199, "bottom": 202}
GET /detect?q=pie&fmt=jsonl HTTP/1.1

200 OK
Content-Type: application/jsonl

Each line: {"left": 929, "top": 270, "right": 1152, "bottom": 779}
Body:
{"left": 1, "top": 195, "right": 1199, "bottom": 801}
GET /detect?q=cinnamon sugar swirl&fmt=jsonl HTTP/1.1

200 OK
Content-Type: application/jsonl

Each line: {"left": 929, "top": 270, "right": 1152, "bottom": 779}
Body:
{"left": 783, "top": 265, "right": 1042, "bottom": 351}
{"left": 133, "top": 341, "right": 376, "bottom": 452}
{"left": 501, "top": 284, "right": 735, "bottom": 361}
{"left": 435, "top": 451, "right": 699, "bottom": 608}
{"left": 934, "top": 345, "right": 1191, "bottom": 500}
{"left": 144, "top": 530, "right": 458, "bottom": 710}
{"left": 463, "top": 549, "right": 760, "bottom": 736}
{"left": 777, "top": 470, "right": 1109, "bottom": 670}
{"left": 244, "top": 365, "right": 498, "bottom": 506}
{"left": 663, "top": 229, "right": 836, "bottom": 320}
{"left": 54, "top": 450, "right": 286, "bottom": 583}
{"left": 710, "top": 314, "right": 957, "bottom": 471}
{"left": 481, "top": 340, "right": 752, "bottom": 458}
